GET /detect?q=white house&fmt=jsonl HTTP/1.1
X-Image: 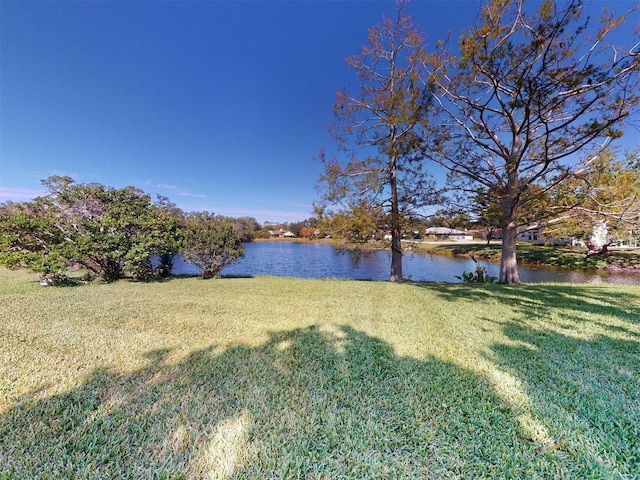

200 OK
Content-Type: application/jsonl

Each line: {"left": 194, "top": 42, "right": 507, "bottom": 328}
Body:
{"left": 517, "top": 224, "right": 584, "bottom": 246}
{"left": 424, "top": 227, "right": 473, "bottom": 241}
{"left": 269, "top": 229, "right": 295, "bottom": 238}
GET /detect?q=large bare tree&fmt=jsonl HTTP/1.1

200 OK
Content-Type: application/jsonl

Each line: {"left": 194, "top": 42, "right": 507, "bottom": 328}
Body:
{"left": 426, "top": 0, "right": 639, "bottom": 283}
{"left": 317, "top": 1, "right": 437, "bottom": 282}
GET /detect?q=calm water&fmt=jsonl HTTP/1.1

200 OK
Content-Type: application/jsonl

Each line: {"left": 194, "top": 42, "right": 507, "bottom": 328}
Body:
{"left": 169, "top": 242, "right": 640, "bottom": 284}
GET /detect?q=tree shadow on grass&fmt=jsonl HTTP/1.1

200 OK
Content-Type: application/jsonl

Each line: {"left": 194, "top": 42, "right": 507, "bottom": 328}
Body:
{"left": 413, "top": 282, "right": 639, "bottom": 477}
{"left": 488, "top": 322, "right": 639, "bottom": 477}
{"left": 415, "top": 282, "right": 640, "bottom": 336}
{"left": 0, "top": 325, "right": 632, "bottom": 478}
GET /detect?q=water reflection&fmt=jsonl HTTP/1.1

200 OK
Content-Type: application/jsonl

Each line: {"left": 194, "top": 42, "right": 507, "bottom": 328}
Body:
{"left": 168, "top": 242, "right": 639, "bottom": 284}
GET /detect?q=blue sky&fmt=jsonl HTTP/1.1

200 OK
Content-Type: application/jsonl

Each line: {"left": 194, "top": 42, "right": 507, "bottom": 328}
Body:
{"left": 1, "top": 1, "right": 638, "bottom": 224}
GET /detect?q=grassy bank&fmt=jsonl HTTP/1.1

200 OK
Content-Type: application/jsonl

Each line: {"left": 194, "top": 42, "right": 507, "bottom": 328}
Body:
{"left": 1, "top": 269, "right": 639, "bottom": 478}
{"left": 414, "top": 242, "right": 640, "bottom": 271}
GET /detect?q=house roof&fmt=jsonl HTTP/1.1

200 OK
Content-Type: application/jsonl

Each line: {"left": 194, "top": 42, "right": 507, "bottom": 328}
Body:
{"left": 425, "top": 227, "right": 467, "bottom": 235}
{"left": 270, "top": 229, "right": 294, "bottom": 236}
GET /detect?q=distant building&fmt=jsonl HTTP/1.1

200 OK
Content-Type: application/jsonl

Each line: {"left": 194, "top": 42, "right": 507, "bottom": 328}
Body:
{"left": 424, "top": 227, "right": 473, "bottom": 241}
{"left": 517, "top": 228, "right": 541, "bottom": 242}
{"left": 269, "top": 229, "right": 295, "bottom": 238}
{"left": 517, "top": 224, "right": 584, "bottom": 246}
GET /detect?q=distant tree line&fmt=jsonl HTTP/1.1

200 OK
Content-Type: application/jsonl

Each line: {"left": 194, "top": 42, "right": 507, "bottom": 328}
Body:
{"left": 251, "top": 219, "right": 322, "bottom": 239}
{"left": 0, "top": 176, "right": 309, "bottom": 284}
{"left": 319, "top": 144, "right": 640, "bottom": 249}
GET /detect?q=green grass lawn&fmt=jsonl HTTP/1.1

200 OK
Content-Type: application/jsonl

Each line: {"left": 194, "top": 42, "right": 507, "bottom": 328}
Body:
{"left": 1, "top": 268, "right": 639, "bottom": 478}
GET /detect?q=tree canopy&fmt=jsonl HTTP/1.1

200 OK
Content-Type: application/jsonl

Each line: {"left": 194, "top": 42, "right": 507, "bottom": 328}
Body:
{"left": 181, "top": 213, "right": 245, "bottom": 279}
{"left": 425, "top": 0, "right": 639, "bottom": 283}
{"left": 316, "top": 1, "right": 439, "bottom": 282}
{"left": 545, "top": 148, "right": 640, "bottom": 251}
{"left": 0, "top": 177, "right": 250, "bottom": 283}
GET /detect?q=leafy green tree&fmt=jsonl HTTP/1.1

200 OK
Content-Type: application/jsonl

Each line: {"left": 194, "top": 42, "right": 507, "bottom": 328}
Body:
{"left": 317, "top": 1, "right": 439, "bottom": 282}
{"left": 316, "top": 201, "right": 384, "bottom": 245}
{"left": 545, "top": 148, "right": 640, "bottom": 252}
{"left": 466, "top": 188, "right": 503, "bottom": 244}
{"left": 181, "top": 213, "right": 245, "bottom": 279}
{"left": 45, "top": 178, "right": 172, "bottom": 281}
{"left": 145, "top": 195, "right": 184, "bottom": 277}
{"left": 230, "top": 217, "right": 260, "bottom": 243}
{"left": 0, "top": 201, "right": 72, "bottom": 282}
{"left": 0, "top": 176, "right": 184, "bottom": 282}
{"left": 287, "top": 221, "right": 305, "bottom": 238}
{"left": 426, "top": 0, "right": 640, "bottom": 283}
{"left": 252, "top": 228, "right": 272, "bottom": 240}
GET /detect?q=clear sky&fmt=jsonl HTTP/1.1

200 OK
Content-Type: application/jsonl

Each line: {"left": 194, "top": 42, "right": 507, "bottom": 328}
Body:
{"left": 1, "top": 1, "right": 638, "bottom": 224}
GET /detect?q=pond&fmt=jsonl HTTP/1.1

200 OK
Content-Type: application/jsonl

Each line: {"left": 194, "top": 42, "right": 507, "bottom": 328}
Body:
{"left": 169, "top": 242, "right": 640, "bottom": 284}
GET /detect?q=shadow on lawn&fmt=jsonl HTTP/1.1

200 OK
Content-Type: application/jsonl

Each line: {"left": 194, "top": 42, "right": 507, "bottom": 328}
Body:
{"left": 417, "top": 282, "right": 640, "bottom": 329}
{"left": 489, "top": 322, "right": 639, "bottom": 476}
{"left": 4, "top": 323, "right": 625, "bottom": 479}
{"left": 415, "top": 282, "right": 640, "bottom": 476}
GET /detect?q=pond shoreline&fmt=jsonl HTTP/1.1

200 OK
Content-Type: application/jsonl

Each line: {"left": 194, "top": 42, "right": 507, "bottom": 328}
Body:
{"left": 213, "top": 241, "right": 640, "bottom": 284}
{"left": 255, "top": 238, "right": 640, "bottom": 274}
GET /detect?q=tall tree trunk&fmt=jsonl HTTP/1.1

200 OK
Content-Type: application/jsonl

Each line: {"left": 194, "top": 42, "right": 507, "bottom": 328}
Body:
{"left": 500, "top": 223, "right": 520, "bottom": 284}
{"left": 390, "top": 224, "right": 403, "bottom": 282}
{"left": 499, "top": 197, "right": 520, "bottom": 284}
{"left": 389, "top": 154, "right": 403, "bottom": 282}
{"left": 101, "top": 259, "right": 123, "bottom": 283}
